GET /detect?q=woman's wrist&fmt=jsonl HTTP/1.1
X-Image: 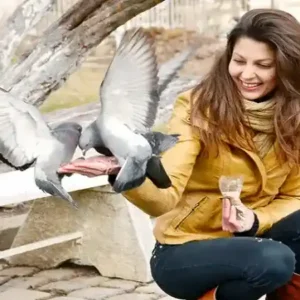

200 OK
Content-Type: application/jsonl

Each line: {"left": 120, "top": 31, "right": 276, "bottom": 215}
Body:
{"left": 234, "top": 212, "right": 259, "bottom": 237}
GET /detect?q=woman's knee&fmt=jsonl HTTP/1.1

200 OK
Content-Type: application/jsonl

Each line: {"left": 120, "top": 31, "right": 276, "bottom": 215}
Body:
{"left": 249, "top": 239, "right": 295, "bottom": 286}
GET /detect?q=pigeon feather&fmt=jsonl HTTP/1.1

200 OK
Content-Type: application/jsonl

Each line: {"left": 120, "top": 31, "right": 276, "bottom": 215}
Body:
{"left": 0, "top": 91, "right": 81, "bottom": 207}
{"left": 99, "top": 28, "right": 160, "bottom": 132}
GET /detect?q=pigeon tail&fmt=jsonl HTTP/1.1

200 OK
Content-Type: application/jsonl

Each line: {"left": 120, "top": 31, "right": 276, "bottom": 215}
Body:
{"left": 142, "top": 131, "right": 180, "bottom": 155}
{"left": 142, "top": 131, "right": 180, "bottom": 189}
{"left": 112, "top": 156, "right": 147, "bottom": 193}
{"left": 146, "top": 155, "right": 171, "bottom": 188}
{"left": 35, "top": 168, "right": 78, "bottom": 208}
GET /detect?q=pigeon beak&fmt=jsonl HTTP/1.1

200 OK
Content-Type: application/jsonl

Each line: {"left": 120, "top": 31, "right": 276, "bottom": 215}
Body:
{"left": 82, "top": 149, "right": 87, "bottom": 157}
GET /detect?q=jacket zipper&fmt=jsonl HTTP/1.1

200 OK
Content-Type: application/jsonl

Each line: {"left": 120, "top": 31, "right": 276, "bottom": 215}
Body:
{"left": 175, "top": 198, "right": 207, "bottom": 229}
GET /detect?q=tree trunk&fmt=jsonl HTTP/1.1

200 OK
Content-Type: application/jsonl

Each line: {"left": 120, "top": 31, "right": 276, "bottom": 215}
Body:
{"left": 0, "top": 0, "right": 55, "bottom": 73}
{"left": 0, "top": 0, "right": 165, "bottom": 107}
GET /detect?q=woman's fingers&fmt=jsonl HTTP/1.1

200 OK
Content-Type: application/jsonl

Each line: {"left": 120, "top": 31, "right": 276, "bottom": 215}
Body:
{"left": 222, "top": 197, "right": 241, "bottom": 232}
{"left": 222, "top": 198, "right": 231, "bottom": 219}
{"left": 222, "top": 196, "right": 255, "bottom": 233}
{"left": 228, "top": 205, "right": 238, "bottom": 232}
{"left": 222, "top": 198, "right": 229, "bottom": 230}
{"left": 222, "top": 198, "right": 235, "bottom": 231}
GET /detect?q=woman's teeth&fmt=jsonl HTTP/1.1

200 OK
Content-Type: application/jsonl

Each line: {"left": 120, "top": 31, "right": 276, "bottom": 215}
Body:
{"left": 241, "top": 82, "right": 261, "bottom": 88}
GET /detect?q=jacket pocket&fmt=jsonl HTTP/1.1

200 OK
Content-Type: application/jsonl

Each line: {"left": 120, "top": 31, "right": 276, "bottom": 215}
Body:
{"left": 171, "top": 196, "right": 210, "bottom": 230}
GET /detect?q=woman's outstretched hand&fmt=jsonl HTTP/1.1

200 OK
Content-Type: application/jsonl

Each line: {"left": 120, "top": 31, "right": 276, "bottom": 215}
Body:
{"left": 222, "top": 197, "right": 255, "bottom": 233}
{"left": 57, "top": 156, "right": 121, "bottom": 177}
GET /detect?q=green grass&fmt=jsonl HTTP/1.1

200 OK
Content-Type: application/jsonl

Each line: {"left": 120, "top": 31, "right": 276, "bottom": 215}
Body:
{"left": 40, "top": 92, "right": 98, "bottom": 113}
{"left": 39, "top": 65, "right": 106, "bottom": 113}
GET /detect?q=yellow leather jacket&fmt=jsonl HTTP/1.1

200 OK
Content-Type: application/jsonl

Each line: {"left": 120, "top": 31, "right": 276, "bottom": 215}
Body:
{"left": 123, "top": 90, "right": 300, "bottom": 244}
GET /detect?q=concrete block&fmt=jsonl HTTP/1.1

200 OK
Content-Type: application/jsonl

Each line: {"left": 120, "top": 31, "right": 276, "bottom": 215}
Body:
{"left": 8, "top": 186, "right": 155, "bottom": 283}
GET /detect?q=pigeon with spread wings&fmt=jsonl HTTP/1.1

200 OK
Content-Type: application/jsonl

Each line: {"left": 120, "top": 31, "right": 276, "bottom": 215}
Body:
{"left": 75, "top": 29, "right": 180, "bottom": 193}
{"left": 0, "top": 91, "right": 82, "bottom": 207}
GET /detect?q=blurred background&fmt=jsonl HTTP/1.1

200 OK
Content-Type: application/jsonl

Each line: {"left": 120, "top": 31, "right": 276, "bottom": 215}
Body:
{"left": 0, "top": 0, "right": 294, "bottom": 116}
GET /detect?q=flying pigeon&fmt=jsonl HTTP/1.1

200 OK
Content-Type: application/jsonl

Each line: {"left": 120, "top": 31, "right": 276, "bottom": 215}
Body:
{"left": 74, "top": 28, "right": 182, "bottom": 193}
{"left": 0, "top": 91, "right": 82, "bottom": 208}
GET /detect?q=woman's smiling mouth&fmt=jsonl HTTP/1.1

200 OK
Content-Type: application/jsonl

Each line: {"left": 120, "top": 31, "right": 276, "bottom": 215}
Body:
{"left": 240, "top": 80, "right": 262, "bottom": 91}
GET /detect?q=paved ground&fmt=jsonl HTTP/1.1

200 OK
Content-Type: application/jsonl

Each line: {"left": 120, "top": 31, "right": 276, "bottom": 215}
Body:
{"left": 0, "top": 262, "right": 267, "bottom": 300}
{"left": 0, "top": 263, "right": 176, "bottom": 300}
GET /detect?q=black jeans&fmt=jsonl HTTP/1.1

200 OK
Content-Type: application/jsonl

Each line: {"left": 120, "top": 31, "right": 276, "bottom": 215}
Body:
{"left": 150, "top": 210, "right": 300, "bottom": 300}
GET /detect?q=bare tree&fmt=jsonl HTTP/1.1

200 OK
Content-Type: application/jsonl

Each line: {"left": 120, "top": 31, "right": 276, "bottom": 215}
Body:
{"left": 0, "top": 0, "right": 165, "bottom": 107}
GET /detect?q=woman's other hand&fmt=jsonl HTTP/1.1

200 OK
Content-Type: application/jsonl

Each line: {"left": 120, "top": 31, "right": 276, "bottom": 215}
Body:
{"left": 222, "top": 197, "right": 255, "bottom": 233}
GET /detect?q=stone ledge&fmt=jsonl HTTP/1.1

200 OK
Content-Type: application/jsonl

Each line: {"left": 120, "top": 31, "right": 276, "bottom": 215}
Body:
{"left": 7, "top": 187, "right": 155, "bottom": 283}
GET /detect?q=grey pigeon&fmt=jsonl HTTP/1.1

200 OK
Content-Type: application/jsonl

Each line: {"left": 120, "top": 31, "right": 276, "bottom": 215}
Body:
{"left": 78, "top": 28, "right": 181, "bottom": 193}
{"left": 0, "top": 91, "right": 82, "bottom": 207}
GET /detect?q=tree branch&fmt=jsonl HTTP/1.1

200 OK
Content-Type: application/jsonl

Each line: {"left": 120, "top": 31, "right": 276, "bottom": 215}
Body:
{"left": 0, "top": 0, "right": 164, "bottom": 106}
{"left": 45, "top": 0, "right": 106, "bottom": 33}
{"left": 80, "top": 0, "right": 164, "bottom": 48}
{"left": 0, "top": 0, "right": 55, "bottom": 73}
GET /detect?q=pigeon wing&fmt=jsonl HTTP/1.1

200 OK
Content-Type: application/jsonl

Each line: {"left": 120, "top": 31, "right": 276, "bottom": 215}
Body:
{"left": 0, "top": 92, "right": 52, "bottom": 169}
{"left": 99, "top": 28, "right": 160, "bottom": 132}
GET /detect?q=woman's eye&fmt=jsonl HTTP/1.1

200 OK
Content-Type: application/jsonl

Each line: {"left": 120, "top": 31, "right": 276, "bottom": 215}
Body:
{"left": 234, "top": 59, "right": 244, "bottom": 64}
{"left": 258, "top": 64, "right": 272, "bottom": 69}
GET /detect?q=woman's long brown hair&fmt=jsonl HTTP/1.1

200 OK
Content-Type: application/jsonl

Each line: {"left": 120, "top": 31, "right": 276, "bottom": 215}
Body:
{"left": 191, "top": 9, "right": 300, "bottom": 164}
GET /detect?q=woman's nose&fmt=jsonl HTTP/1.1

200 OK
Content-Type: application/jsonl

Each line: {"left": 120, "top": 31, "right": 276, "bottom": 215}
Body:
{"left": 240, "top": 65, "right": 256, "bottom": 81}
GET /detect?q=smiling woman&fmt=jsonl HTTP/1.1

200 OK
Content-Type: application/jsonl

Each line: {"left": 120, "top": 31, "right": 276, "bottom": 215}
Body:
{"left": 60, "top": 8, "right": 300, "bottom": 300}
{"left": 228, "top": 37, "right": 277, "bottom": 100}
{"left": 191, "top": 8, "right": 300, "bottom": 166}
{"left": 122, "top": 8, "right": 300, "bottom": 300}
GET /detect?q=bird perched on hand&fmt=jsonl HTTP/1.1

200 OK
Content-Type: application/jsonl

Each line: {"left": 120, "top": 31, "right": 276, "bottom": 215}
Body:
{"left": 0, "top": 91, "right": 82, "bottom": 208}
{"left": 77, "top": 28, "right": 182, "bottom": 193}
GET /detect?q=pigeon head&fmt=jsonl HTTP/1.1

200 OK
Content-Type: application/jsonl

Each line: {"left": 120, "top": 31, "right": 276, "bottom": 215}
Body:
{"left": 52, "top": 122, "right": 82, "bottom": 146}
{"left": 79, "top": 124, "right": 96, "bottom": 155}
{"left": 54, "top": 122, "right": 82, "bottom": 133}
